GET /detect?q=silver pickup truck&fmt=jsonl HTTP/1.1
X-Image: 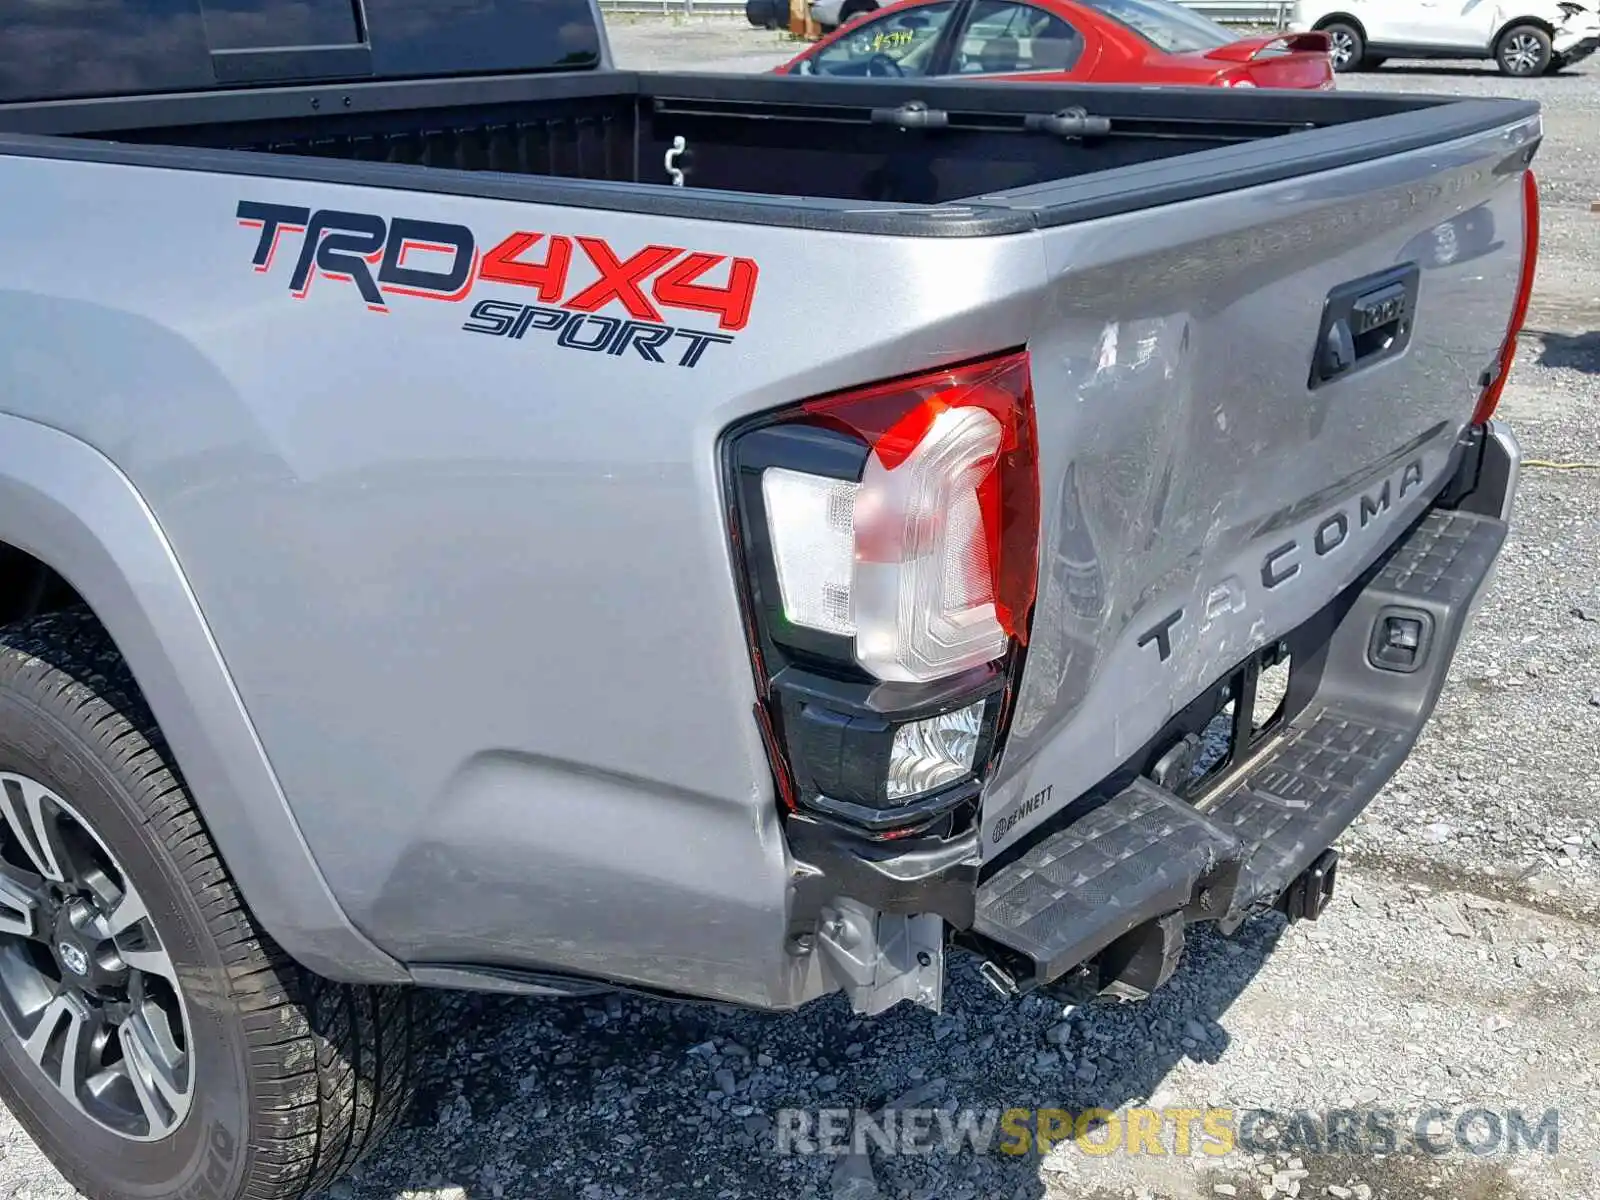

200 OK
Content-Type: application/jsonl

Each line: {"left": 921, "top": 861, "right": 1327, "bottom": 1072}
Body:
{"left": 0, "top": 0, "right": 1540, "bottom": 1196}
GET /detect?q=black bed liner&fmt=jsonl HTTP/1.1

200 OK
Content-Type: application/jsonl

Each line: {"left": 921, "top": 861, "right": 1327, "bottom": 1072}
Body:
{"left": 0, "top": 69, "right": 1542, "bottom": 237}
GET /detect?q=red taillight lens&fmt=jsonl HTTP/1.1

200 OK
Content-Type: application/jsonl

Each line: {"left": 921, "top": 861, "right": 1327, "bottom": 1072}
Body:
{"left": 1474, "top": 168, "right": 1539, "bottom": 425}
{"left": 783, "top": 351, "right": 1039, "bottom": 682}
{"left": 724, "top": 349, "right": 1038, "bottom": 831}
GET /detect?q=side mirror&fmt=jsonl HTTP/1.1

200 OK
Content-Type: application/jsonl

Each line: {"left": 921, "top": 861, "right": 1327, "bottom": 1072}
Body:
{"left": 797, "top": 59, "right": 816, "bottom": 74}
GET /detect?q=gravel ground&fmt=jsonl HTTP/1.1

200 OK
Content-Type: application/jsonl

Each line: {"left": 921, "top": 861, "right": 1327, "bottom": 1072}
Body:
{"left": 6, "top": 22, "right": 1600, "bottom": 1200}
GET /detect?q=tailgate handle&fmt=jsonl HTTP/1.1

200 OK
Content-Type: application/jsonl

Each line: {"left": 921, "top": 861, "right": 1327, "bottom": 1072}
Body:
{"left": 1308, "top": 263, "right": 1420, "bottom": 389}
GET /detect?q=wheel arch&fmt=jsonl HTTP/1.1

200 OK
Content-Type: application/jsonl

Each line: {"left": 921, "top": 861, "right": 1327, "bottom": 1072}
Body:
{"left": 1312, "top": 12, "right": 1367, "bottom": 39}
{"left": 0, "top": 413, "right": 408, "bottom": 985}
{"left": 1494, "top": 15, "right": 1556, "bottom": 45}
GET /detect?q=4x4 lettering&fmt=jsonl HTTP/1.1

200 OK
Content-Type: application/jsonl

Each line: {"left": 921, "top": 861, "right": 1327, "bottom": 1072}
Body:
{"left": 564, "top": 238, "right": 682, "bottom": 321}
{"left": 378, "top": 218, "right": 477, "bottom": 302}
{"left": 652, "top": 252, "right": 760, "bottom": 332}
{"left": 478, "top": 231, "right": 573, "bottom": 301}
{"left": 290, "top": 210, "right": 388, "bottom": 308}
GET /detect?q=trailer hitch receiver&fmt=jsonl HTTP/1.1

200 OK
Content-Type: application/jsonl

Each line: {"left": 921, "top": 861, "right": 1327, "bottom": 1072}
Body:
{"left": 1277, "top": 847, "right": 1339, "bottom": 924}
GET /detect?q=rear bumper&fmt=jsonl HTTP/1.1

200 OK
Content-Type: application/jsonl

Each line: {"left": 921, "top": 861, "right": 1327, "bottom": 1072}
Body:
{"left": 788, "top": 421, "right": 1518, "bottom": 1000}
{"left": 1555, "top": 30, "right": 1600, "bottom": 58}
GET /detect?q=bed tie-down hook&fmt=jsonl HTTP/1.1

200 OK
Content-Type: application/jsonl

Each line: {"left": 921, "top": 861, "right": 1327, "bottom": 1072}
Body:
{"left": 664, "top": 136, "right": 687, "bottom": 187}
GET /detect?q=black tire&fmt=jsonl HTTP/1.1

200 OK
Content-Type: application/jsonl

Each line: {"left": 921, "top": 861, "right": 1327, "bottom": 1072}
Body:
{"left": 1320, "top": 21, "right": 1365, "bottom": 73}
{"left": 745, "top": 0, "right": 780, "bottom": 29}
{"left": 1496, "top": 23, "right": 1553, "bottom": 76}
{"left": 0, "top": 608, "right": 416, "bottom": 1200}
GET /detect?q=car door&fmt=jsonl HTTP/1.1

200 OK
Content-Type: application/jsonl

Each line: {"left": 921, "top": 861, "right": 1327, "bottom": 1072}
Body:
{"left": 944, "top": 0, "right": 1094, "bottom": 77}
{"left": 1382, "top": 0, "right": 1496, "bottom": 49}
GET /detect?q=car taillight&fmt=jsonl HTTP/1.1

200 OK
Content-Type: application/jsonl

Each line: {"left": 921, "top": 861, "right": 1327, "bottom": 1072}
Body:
{"left": 724, "top": 350, "right": 1039, "bottom": 837}
{"left": 1474, "top": 168, "right": 1539, "bottom": 424}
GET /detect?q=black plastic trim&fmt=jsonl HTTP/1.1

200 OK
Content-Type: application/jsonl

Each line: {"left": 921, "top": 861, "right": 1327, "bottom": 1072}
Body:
{"left": 1308, "top": 263, "right": 1420, "bottom": 390}
{"left": 773, "top": 664, "right": 1006, "bottom": 828}
{"left": 787, "top": 813, "right": 982, "bottom": 933}
{"left": 0, "top": 72, "right": 1542, "bottom": 238}
{"left": 729, "top": 423, "right": 867, "bottom": 671}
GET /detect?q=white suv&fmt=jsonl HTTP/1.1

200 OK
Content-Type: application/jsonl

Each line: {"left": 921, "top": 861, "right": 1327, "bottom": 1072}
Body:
{"left": 1290, "top": 0, "right": 1600, "bottom": 75}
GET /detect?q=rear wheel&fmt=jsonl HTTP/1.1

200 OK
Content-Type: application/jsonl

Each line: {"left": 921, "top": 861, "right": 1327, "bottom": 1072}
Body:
{"left": 0, "top": 608, "right": 416, "bottom": 1200}
{"left": 1497, "top": 24, "right": 1552, "bottom": 76}
{"left": 1320, "top": 21, "right": 1364, "bottom": 72}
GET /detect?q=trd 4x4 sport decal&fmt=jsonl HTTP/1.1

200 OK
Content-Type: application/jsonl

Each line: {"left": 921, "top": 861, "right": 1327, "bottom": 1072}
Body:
{"left": 236, "top": 201, "right": 760, "bottom": 369}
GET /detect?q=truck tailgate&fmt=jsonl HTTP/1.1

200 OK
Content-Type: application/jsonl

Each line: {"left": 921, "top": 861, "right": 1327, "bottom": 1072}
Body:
{"left": 980, "top": 110, "right": 1539, "bottom": 856}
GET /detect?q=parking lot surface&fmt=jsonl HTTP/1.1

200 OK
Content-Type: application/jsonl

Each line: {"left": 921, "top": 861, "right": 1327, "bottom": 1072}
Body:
{"left": 4, "top": 20, "right": 1599, "bottom": 1200}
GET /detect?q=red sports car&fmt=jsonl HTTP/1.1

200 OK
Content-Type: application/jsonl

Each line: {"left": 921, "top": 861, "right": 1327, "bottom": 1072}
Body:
{"left": 776, "top": 0, "right": 1335, "bottom": 90}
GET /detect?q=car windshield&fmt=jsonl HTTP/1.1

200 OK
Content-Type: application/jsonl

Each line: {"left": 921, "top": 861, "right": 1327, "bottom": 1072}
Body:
{"left": 799, "top": 2, "right": 957, "bottom": 76}
{"left": 1079, "top": 0, "right": 1234, "bottom": 53}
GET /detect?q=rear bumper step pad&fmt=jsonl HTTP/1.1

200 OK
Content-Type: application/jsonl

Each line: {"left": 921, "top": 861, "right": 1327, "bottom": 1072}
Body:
{"left": 973, "top": 503, "right": 1507, "bottom": 989}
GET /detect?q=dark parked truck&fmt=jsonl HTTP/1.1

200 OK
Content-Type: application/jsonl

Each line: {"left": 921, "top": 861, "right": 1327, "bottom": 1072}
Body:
{"left": 0, "top": 0, "right": 1539, "bottom": 1195}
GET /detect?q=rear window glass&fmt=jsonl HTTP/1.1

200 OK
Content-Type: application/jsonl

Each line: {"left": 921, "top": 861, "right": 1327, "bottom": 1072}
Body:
{"left": 203, "top": 0, "right": 363, "bottom": 51}
{"left": 0, "top": 0, "right": 603, "bottom": 104}
{"left": 1080, "top": 0, "right": 1233, "bottom": 53}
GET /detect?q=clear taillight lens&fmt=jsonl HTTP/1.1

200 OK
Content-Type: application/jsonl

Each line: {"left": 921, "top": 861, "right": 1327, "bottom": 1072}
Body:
{"left": 851, "top": 405, "right": 1006, "bottom": 682}
{"left": 887, "top": 701, "right": 984, "bottom": 801}
{"left": 762, "top": 467, "right": 858, "bottom": 638}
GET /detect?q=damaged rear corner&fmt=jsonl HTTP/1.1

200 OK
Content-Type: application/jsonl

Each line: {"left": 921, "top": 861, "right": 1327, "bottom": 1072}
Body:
{"left": 777, "top": 421, "right": 1519, "bottom": 1016}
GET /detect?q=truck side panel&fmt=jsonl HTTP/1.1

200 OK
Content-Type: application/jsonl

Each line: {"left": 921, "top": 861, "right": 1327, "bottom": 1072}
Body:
{"left": 0, "top": 154, "right": 1045, "bottom": 1004}
{"left": 0, "top": 413, "right": 407, "bottom": 982}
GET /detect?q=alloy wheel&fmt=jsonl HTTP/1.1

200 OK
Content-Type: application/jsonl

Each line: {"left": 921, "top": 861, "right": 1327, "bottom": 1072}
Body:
{"left": 0, "top": 772, "right": 192, "bottom": 1141}
{"left": 1502, "top": 32, "right": 1545, "bottom": 74}
{"left": 1327, "top": 29, "right": 1355, "bottom": 69}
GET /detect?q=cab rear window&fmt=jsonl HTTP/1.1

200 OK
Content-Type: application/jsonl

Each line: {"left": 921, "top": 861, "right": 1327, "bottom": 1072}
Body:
{"left": 0, "top": 0, "right": 603, "bottom": 104}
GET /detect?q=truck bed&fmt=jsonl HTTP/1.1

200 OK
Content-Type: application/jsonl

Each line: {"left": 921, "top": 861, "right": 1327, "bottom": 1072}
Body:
{"left": 0, "top": 71, "right": 1540, "bottom": 233}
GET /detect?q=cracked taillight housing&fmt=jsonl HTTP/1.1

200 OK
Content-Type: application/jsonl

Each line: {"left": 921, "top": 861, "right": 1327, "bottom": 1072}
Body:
{"left": 724, "top": 351, "right": 1039, "bottom": 837}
